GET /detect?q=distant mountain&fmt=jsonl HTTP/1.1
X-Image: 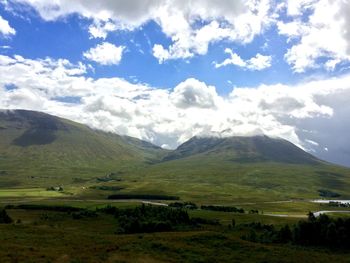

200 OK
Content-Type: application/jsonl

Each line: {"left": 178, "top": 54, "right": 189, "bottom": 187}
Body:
{"left": 1, "top": 110, "right": 350, "bottom": 202}
{"left": 0, "top": 110, "right": 167, "bottom": 187}
{"left": 162, "top": 135, "right": 321, "bottom": 164}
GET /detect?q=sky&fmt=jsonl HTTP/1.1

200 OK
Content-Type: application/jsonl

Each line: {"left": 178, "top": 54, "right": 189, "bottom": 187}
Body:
{"left": 0, "top": 0, "right": 350, "bottom": 166}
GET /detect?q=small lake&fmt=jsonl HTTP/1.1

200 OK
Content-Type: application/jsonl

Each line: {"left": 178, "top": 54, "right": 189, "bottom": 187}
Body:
{"left": 313, "top": 210, "right": 350, "bottom": 217}
{"left": 311, "top": 199, "right": 350, "bottom": 204}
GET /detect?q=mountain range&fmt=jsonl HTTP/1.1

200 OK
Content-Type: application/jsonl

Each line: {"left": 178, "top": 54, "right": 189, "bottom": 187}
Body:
{"left": 0, "top": 109, "right": 349, "bottom": 202}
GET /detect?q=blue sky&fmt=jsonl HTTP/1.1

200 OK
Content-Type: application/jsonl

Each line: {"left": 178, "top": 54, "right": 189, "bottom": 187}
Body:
{"left": 1, "top": 1, "right": 346, "bottom": 95}
{"left": 1, "top": 0, "right": 350, "bottom": 166}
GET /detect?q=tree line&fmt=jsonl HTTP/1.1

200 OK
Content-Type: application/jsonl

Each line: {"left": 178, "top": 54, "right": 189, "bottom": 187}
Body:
{"left": 242, "top": 212, "right": 350, "bottom": 249}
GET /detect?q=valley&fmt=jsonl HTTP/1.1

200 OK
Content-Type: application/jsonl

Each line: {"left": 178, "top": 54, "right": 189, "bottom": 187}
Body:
{"left": 1, "top": 110, "right": 350, "bottom": 262}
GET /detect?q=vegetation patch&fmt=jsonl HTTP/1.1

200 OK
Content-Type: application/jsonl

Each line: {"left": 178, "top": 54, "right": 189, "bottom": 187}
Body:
{"left": 98, "top": 204, "right": 195, "bottom": 234}
{"left": 107, "top": 194, "right": 179, "bottom": 200}
{"left": 242, "top": 212, "right": 350, "bottom": 249}
{"left": 316, "top": 171, "right": 344, "bottom": 177}
{"left": 168, "top": 202, "right": 198, "bottom": 209}
{"left": 90, "top": 185, "right": 124, "bottom": 191}
{"left": 12, "top": 128, "right": 57, "bottom": 147}
{"left": 5, "top": 204, "right": 83, "bottom": 213}
{"left": 201, "top": 205, "right": 245, "bottom": 213}
{"left": 318, "top": 189, "right": 341, "bottom": 198}
{"left": 328, "top": 201, "right": 350, "bottom": 208}
{"left": 72, "top": 177, "right": 90, "bottom": 183}
{"left": 96, "top": 177, "right": 121, "bottom": 182}
{"left": 72, "top": 210, "right": 98, "bottom": 219}
{"left": 96, "top": 172, "right": 123, "bottom": 182}
{"left": 0, "top": 209, "right": 12, "bottom": 224}
{"left": 46, "top": 186, "right": 63, "bottom": 191}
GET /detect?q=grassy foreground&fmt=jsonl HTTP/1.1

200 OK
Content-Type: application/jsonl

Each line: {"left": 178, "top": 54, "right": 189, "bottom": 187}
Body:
{"left": 1, "top": 203, "right": 350, "bottom": 263}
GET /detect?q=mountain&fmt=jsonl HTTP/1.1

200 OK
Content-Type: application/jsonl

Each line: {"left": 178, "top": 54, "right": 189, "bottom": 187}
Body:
{"left": 162, "top": 135, "right": 321, "bottom": 164}
{"left": 1, "top": 109, "right": 350, "bottom": 202}
{"left": 141, "top": 136, "right": 350, "bottom": 202}
{"left": 0, "top": 109, "right": 167, "bottom": 187}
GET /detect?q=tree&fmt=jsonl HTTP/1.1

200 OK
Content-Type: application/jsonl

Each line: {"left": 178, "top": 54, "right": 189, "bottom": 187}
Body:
{"left": 231, "top": 218, "right": 236, "bottom": 228}
{"left": 278, "top": 225, "right": 292, "bottom": 243}
{"left": 307, "top": 211, "right": 316, "bottom": 222}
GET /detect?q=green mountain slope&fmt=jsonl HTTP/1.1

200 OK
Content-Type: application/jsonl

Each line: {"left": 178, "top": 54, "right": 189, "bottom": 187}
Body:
{"left": 162, "top": 135, "right": 320, "bottom": 164}
{"left": 0, "top": 110, "right": 167, "bottom": 187}
{"left": 124, "top": 136, "right": 350, "bottom": 203}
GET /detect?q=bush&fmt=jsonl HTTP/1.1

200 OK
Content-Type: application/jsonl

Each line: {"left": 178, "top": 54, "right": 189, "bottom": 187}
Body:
{"left": 100, "top": 204, "right": 194, "bottom": 234}
{"left": 90, "top": 186, "right": 124, "bottom": 191}
{"left": 318, "top": 189, "right": 341, "bottom": 198}
{"left": 72, "top": 210, "right": 98, "bottom": 220}
{"left": 0, "top": 209, "right": 12, "bottom": 224}
{"left": 168, "top": 202, "right": 198, "bottom": 210}
{"left": 231, "top": 219, "right": 236, "bottom": 228}
{"left": 201, "top": 205, "right": 244, "bottom": 213}
{"left": 191, "top": 217, "right": 220, "bottom": 226}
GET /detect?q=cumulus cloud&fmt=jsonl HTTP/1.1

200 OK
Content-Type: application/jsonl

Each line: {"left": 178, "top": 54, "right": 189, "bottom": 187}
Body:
{"left": 83, "top": 42, "right": 125, "bottom": 65}
{"left": 1, "top": 54, "right": 350, "bottom": 166}
{"left": 0, "top": 15, "right": 16, "bottom": 36}
{"left": 9, "top": 0, "right": 273, "bottom": 62}
{"left": 215, "top": 48, "right": 272, "bottom": 71}
{"left": 170, "top": 78, "right": 219, "bottom": 109}
{"left": 278, "top": 0, "right": 350, "bottom": 72}
{"left": 88, "top": 21, "right": 118, "bottom": 39}
{"left": 151, "top": 0, "right": 273, "bottom": 62}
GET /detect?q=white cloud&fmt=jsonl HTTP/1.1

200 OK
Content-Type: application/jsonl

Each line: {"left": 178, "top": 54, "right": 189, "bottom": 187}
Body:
{"left": 9, "top": 0, "right": 274, "bottom": 62}
{"left": 0, "top": 15, "right": 16, "bottom": 36}
{"left": 215, "top": 48, "right": 272, "bottom": 71}
{"left": 170, "top": 78, "right": 219, "bottom": 109}
{"left": 83, "top": 42, "right": 125, "bottom": 65}
{"left": 152, "top": 0, "right": 273, "bottom": 62}
{"left": 88, "top": 21, "right": 118, "bottom": 39}
{"left": 279, "top": 0, "right": 350, "bottom": 72}
{"left": 1, "top": 54, "right": 350, "bottom": 165}
{"left": 6, "top": 0, "right": 350, "bottom": 73}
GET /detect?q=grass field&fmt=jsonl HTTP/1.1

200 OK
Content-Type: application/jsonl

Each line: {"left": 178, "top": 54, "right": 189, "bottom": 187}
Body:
{"left": 0, "top": 188, "right": 66, "bottom": 198}
{"left": 1, "top": 204, "right": 350, "bottom": 263}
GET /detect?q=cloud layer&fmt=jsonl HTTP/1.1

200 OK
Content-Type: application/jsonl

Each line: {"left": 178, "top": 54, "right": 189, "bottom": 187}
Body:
{"left": 9, "top": 0, "right": 273, "bottom": 62}
{"left": 7, "top": 0, "right": 350, "bottom": 69}
{"left": 1, "top": 54, "right": 350, "bottom": 166}
{"left": 279, "top": 0, "right": 350, "bottom": 72}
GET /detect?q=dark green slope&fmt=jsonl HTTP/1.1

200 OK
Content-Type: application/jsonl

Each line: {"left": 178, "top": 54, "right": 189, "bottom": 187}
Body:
{"left": 130, "top": 135, "right": 350, "bottom": 202}
{"left": 0, "top": 110, "right": 167, "bottom": 187}
{"left": 162, "top": 135, "right": 321, "bottom": 164}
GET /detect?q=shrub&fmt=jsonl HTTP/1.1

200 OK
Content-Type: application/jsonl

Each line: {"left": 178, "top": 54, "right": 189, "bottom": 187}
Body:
{"left": 201, "top": 205, "right": 244, "bottom": 213}
{"left": 100, "top": 204, "right": 195, "bottom": 234}
{"left": 0, "top": 209, "right": 12, "bottom": 224}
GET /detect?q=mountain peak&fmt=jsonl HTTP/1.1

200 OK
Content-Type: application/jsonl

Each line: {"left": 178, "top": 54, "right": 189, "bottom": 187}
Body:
{"left": 163, "top": 135, "right": 321, "bottom": 164}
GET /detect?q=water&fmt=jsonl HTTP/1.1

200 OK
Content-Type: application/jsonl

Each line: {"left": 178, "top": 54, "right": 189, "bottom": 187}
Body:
{"left": 313, "top": 210, "right": 350, "bottom": 217}
{"left": 311, "top": 199, "right": 350, "bottom": 204}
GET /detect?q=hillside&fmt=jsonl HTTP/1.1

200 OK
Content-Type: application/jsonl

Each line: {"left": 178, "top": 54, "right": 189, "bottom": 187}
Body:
{"left": 162, "top": 135, "right": 321, "bottom": 164}
{"left": 130, "top": 136, "right": 350, "bottom": 202}
{"left": 0, "top": 110, "right": 167, "bottom": 188}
